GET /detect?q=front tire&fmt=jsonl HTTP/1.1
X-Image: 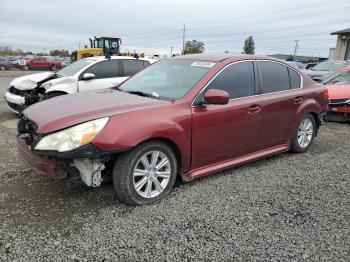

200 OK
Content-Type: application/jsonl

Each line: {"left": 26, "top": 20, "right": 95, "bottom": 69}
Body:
{"left": 291, "top": 114, "right": 316, "bottom": 153}
{"left": 113, "top": 141, "right": 178, "bottom": 205}
{"left": 50, "top": 64, "right": 57, "bottom": 71}
{"left": 23, "top": 65, "right": 29, "bottom": 71}
{"left": 0, "top": 66, "right": 6, "bottom": 71}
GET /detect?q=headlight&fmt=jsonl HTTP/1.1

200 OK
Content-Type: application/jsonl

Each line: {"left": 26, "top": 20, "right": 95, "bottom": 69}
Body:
{"left": 35, "top": 117, "right": 109, "bottom": 152}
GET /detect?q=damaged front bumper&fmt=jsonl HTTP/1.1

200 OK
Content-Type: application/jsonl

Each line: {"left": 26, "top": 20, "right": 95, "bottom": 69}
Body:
{"left": 17, "top": 135, "right": 109, "bottom": 187}
{"left": 5, "top": 91, "right": 25, "bottom": 114}
{"left": 5, "top": 86, "right": 44, "bottom": 113}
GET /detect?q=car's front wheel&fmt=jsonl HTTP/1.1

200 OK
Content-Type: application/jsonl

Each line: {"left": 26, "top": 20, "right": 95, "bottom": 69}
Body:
{"left": 291, "top": 114, "right": 316, "bottom": 153}
{"left": 50, "top": 65, "right": 57, "bottom": 71}
{"left": 113, "top": 141, "right": 178, "bottom": 205}
{"left": 23, "top": 65, "right": 29, "bottom": 71}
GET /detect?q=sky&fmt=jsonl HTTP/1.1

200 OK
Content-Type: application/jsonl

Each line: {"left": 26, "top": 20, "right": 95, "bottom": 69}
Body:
{"left": 0, "top": 0, "right": 349, "bottom": 57}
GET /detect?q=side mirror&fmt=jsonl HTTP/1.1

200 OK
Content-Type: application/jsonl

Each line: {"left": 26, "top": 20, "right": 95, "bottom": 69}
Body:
{"left": 203, "top": 89, "right": 229, "bottom": 105}
{"left": 82, "top": 73, "right": 95, "bottom": 80}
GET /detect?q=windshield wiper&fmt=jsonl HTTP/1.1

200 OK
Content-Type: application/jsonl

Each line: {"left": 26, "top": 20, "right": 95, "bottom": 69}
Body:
{"left": 125, "top": 90, "right": 160, "bottom": 99}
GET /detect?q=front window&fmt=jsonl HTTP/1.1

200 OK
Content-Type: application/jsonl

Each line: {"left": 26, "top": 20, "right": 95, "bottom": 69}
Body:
{"left": 312, "top": 61, "right": 346, "bottom": 71}
{"left": 324, "top": 72, "right": 350, "bottom": 85}
{"left": 119, "top": 59, "right": 214, "bottom": 100}
{"left": 57, "top": 59, "right": 95, "bottom": 77}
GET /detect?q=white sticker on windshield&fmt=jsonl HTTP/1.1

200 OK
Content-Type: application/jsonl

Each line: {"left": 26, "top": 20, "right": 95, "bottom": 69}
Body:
{"left": 191, "top": 61, "right": 216, "bottom": 68}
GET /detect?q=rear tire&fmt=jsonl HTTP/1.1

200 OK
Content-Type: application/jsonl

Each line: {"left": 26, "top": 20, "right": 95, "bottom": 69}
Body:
{"left": 291, "top": 114, "right": 316, "bottom": 153}
{"left": 50, "top": 64, "right": 57, "bottom": 71}
{"left": 23, "top": 65, "right": 29, "bottom": 71}
{"left": 0, "top": 66, "right": 5, "bottom": 71}
{"left": 113, "top": 140, "right": 178, "bottom": 205}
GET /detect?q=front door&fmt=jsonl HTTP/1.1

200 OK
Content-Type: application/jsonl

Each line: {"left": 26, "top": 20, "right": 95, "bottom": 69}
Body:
{"left": 191, "top": 61, "right": 262, "bottom": 169}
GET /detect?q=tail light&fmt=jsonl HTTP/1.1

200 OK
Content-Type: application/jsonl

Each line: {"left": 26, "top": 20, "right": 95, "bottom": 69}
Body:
{"left": 323, "top": 88, "right": 329, "bottom": 100}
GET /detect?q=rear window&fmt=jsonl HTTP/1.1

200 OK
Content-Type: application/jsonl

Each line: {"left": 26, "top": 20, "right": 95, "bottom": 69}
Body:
{"left": 288, "top": 68, "right": 301, "bottom": 89}
{"left": 258, "top": 61, "right": 290, "bottom": 94}
{"left": 122, "top": 60, "right": 145, "bottom": 76}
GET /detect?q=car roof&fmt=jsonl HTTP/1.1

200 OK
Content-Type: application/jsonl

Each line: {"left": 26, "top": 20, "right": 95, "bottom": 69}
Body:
{"left": 85, "top": 56, "right": 155, "bottom": 63}
{"left": 168, "top": 53, "right": 288, "bottom": 63}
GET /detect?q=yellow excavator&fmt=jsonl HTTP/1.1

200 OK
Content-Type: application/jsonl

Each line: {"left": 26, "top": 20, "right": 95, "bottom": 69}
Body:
{"left": 71, "top": 36, "right": 122, "bottom": 61}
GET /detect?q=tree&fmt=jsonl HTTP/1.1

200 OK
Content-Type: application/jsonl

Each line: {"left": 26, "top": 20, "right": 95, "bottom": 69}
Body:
{"left": 242, "top": 36, "right": 255, "bottom": 54}
{"left": 183, "top": 40, "right": 204, "bottom": 55}
{"left": 49, "top": 49, "right": 70, "bottom": 57}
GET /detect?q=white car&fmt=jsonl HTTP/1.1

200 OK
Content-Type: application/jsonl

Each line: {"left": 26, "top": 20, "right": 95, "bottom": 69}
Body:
{"left": 5, "top": 56, "right": 156, "bottom": 113}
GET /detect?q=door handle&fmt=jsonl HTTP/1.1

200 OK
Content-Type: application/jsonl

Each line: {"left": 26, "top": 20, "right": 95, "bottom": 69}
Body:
{"left": 294, "top": 96, "right": 303, "bottom": 104}
{"left": 248, "top": 104, "right": 262, "bottom": 114}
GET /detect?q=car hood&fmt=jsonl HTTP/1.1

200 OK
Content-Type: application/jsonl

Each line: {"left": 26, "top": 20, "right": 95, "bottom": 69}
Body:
{"left": 23, "top": 89, "right": 169, "bottom": 134}
{"left": 10, "top": 72, "right": 55, "bottom": 90}
{"left": 326, "top": 84, "right": 350, "bottom": 100}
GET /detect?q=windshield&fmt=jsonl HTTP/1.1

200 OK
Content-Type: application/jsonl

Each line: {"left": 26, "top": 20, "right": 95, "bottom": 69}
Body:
{"left": 119, "top": 59, "right": 214, "bottom": 100}
{"left": 324, "top": 72, "right": 350, "bottom": 85}
{"left": 312, "top": 61, "right": 345, "bottom": 71}
{"left": 57, "top": 59, "right": 95, "bottom": 77}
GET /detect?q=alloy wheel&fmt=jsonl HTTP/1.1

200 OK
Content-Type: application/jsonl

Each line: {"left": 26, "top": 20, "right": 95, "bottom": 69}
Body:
{"left": 297, "top": 118, "right": 314, "bottom": 148}
{"left": 133, "top": 150, "right": 171, "bottom": 198}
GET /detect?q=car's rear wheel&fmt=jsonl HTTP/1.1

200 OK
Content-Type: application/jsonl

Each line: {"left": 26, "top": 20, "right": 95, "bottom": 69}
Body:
{"left": 113, "top": 141, "right": 177, "bottom": 205}
{"left": 50, "top": 65, "right": 57, "bottom": 71}
{"left": 0, "top": 66, "right": 6, "bottom": 71}
{"left": 291, "top": 114, "right": 316, "bottom": 153}
{"left": 23, "top": 65, "right": 29, "bottom": 71}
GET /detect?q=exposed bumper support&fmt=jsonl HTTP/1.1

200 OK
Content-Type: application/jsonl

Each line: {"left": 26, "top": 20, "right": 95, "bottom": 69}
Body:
{"left": 72, "top": 159, "right": 105, "bottom": 187}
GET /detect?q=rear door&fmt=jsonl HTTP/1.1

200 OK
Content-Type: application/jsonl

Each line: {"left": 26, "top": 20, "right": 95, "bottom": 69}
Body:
{"left": 256, "top": 61, "right": 303, "bottom": 148}
{"left": 191, "top": 61, "right": 262, "bottom": 169}
{"left": 78, "top": 60, "right": 120, "bottom": 92}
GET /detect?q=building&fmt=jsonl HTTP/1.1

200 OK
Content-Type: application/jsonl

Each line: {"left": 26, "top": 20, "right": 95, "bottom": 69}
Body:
{"left": 331, "top": 28, "right": 350, "bottom": 60}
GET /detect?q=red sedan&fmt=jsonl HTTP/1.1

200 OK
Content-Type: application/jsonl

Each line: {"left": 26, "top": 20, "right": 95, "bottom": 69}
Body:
{"left": 20, "top": 56, "right": 62, "bottom": 71}
{"left": 17, "top": 54, "right": 327, "bottom": 205}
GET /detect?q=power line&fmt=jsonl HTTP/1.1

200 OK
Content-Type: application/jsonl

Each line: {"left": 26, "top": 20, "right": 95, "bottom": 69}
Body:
{"left": 293, "top": 40, "right": 299, "bottom": 61}
{"left": 182, "top": 24, "right": 186, "bottom": 55}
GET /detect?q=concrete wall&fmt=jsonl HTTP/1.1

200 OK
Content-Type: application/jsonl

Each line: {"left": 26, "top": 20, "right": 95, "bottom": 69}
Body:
{"left": 334, "top": 35, "right": 349, "bottom": 60}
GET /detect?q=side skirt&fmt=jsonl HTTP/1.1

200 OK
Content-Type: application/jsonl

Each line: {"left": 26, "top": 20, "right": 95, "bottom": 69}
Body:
{"left": 182, "top": 143, "right": 290, "bottom": 182}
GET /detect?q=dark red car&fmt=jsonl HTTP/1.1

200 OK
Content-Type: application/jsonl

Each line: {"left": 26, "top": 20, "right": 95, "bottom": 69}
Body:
{"left": 21, "top": 56, "right": 62, "bottom": 71}
{"left": 17, "top": 54, "right": 327, "bottom": 205}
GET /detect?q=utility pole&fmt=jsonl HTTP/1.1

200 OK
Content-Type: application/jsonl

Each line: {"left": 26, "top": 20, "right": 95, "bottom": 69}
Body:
{"left": 170, "top": 46, "right": 173, "bottom": 56}
{"left": 293, "top": 40, "right": 299, "bottom": 61}
{"left": 182, "top": 24, "right": 186, "bottom": 55}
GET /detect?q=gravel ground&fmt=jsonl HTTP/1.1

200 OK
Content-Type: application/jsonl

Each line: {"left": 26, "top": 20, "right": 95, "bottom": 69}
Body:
{"left": 0, "top": 75, "right": 349, "bottom": 261}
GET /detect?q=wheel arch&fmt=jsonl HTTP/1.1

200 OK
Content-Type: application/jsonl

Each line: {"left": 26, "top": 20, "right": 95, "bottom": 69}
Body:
{"left": 146, "top": 137, "right": 182, "bottom": 171}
